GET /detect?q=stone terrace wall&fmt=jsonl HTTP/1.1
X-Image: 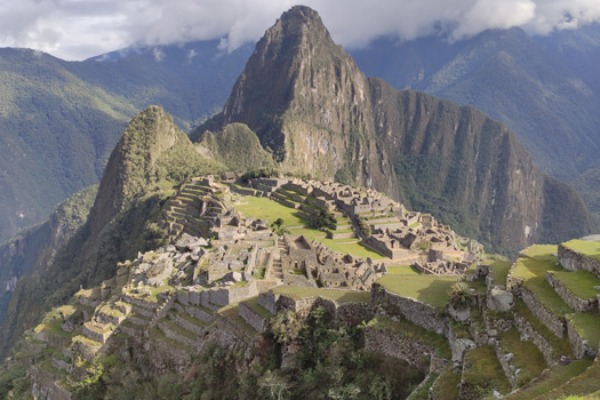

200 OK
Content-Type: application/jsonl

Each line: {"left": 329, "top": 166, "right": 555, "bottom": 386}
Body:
{"left": 514, "top": 314, "right": 554, "bottom": 364}
{"left": 546, "top": 272, "right": 598, "bottom": 313}
{"left": 372, "top": 285, "right": 447, "bottom": 337}
{"left": 520, "top": 287, "right": 566, "bottom": 338}
{"left": 239, "top": 302, "right": 269, "bottom": 333}
{"left": 566, "top": 318, "right": 597, "bottom": 359}
{"left": 364, "top": 326, "right": 437, "bottom": 372}
{"left": 558, "top": 244, "right": 600, "bottom": 277}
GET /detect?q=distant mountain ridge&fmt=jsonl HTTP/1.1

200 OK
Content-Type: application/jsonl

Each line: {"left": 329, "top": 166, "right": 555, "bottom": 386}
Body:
{"left": 197, "top": 5, "right": 593, "bottom": 253}
{"left": 351, "top": 25, "right": 600, "bottom": 181}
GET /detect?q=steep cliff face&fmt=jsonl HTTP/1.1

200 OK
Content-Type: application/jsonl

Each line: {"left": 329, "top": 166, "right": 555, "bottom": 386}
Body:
{"left": 198, "top": 5, "right": 592, "bottom": 252}
{"left": 207, "top": 6, "right": 399, "bottom": 197}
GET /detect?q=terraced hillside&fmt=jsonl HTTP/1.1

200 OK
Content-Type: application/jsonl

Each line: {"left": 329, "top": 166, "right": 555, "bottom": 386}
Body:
{"left": 4, "top": 175, "right": 600, "bottom": 399}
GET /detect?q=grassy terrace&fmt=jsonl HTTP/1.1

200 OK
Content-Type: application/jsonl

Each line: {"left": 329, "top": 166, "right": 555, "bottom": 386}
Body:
{"left": 489, "top": 259, "right": 512, "bottom": 287}
{"left": 368, "top": 315, "right": 451, "bottom": 359}
{"left": 499, "top": 328, "right": 547, "bottom": 387}
{"left": 513, "top": 299, "right": 574, "bottom": 359}
{"left": 506, "top": 359, "right": 593, "bottom": 400}
{"left": 430, "top": 367, "right": 461, "bottom": 400}
{"left": 552, "top": 270, "right": 600, "bottom": 300}
{"left": 377, "top": 274, "right": 458, "bottom": 309}
{"left": 272, "top": 286, "right": 371, "bottom": 304}
{"left": 566, "top": 314, "right": 600, "bottom": 352}
{"left": 539, "top": 360, "right": 600, "bottom": 399}
{"left": 561, "top": 240, "right": 600, "bottom": 263}
{"left": 462, "top": 345, "right": 512, "bottom": 397}
{"left": 235, "top": 195, "right": 385, "bottom": 260}
{"left": 512, "top": 249, "right": 571, "bottom": 316}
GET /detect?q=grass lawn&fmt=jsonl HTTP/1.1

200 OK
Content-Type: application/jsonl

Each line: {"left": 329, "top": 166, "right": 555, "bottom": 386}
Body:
{"left": 499, "top": 328, "right": 547, "bottom": 387}
{"left": 489, "top": 259, "right": 512, "bottom": 287}
{"left": 566, "top": 314, "right": 600, "bottom": 351}
{"left": 462, "top": 345, "right": 512, "bottom": 396}
{"left": 519, "top": 244, "right": 558, "bottom": 259}
{"left": 552, "top": 270, "right": 600, "bottom": 300}
{"left": 430, "top": 367, "right": 462, "bottom": 400}
{"left": 272, "top": 286, "right": 371, "bottom": 304}
{"left": 513, "top": 299, "right": 574, "bottom": 359}
{"left": 235, "top": 196, "right": 307, "bottom": 227}
{"left": 386, "top": 265, "right": 421, "bottom": 275}
{"left": 561, "top": 240, "right": 600, "bottom": 263}
{"left": 538, "top": 360, "right": 600, "bottom": 399}
{"left": 235, "top": 195, "right": 385, "bottom": 260}
{"left": 377, "top": 274, "right": 459, "bottom": 309}
{"left": 505, "top": 359, "right": 593, "bottom": 400}
{"left": 512, "top": 253, "right": 571, "bottom": 316}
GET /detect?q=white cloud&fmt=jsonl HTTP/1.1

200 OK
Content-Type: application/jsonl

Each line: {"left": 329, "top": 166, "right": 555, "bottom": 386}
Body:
{"left": 0, "top": 0, "right": 598, "bottom": 60}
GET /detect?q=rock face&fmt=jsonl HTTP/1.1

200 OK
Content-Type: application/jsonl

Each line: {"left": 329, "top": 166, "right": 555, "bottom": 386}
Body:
{"left": 196, "top": 5, "right": 592, "bottom": 252}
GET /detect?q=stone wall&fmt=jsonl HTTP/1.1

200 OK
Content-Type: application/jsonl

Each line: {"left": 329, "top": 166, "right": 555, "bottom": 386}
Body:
{"left": 513, "top": 314, "right": 554, "bottom": 364}
{"left": 364, "top": 326, "right": 435, "bottom": 372}
{"left": 546, "top": 272, "right": 598, "bottom": 313}
{"left": 239, "top": 303, "right": 269, "bottom": 332}
{"left": 520, "top": 287, "right": 566, "bottom": 338}
{"left": 566, "top": 317, "right": 597, "bottom": 359}
{"left": 558, "top": 244, "right": 600, "bottom": 277}
{"left": 372, "top": 284, "right": 447, "bottom": 337}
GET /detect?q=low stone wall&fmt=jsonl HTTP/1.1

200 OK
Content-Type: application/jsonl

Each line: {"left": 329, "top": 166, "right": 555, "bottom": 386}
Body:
{"left": 239, "top": 303, "right": 269, "bottom": 333}
{"left": 566, "top": 317, "right": 597, "bottom": 359}
{"left": 558, "top": 244, "right": 600, "bottom": 277}
{"left": 513, "top": 314, "right": 554, "bottom": 364}
{"left": 448, "top": 325, "right": 476, "bottom": 366}
{"left": 546, "top": 272, "right": 597, "bottom": 313}
{"left": 520, "top": 287, "right": 566, "bottom": 338}
{"left": 372, "top": 284, "right": 447, "bottom": 337}
{"left": 495, "top": 343, "right": 517, "bottom": 389}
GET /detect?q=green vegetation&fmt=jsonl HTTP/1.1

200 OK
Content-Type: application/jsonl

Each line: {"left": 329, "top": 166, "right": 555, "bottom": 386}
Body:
{"left": 499, "top": 328, "right": 547, "bottom": 386}
{"left": 272, "top": 286, "right": 371, "bottom": 304}
{"left": 513, "top": 299, "right": 574, "bottom": 359}
{"left": 561, "top": 240, "right": 600, "bottom": 263}
{"left": 235, "top": 196, "right": 384, "bottom": 260}
{"left": 430, "top": 367, "right": 462, "bottom": 400}
{"left": 377, "top": 274, "right": 459, "bottom": 308}
{"left": 367, "top": 315, "right": 451, "bottom": 359}
{"left": 488, "top": 258, "right": 512, "bottom": 286}
{"left": 461, "top": 345, "right": 512, "bottom": 398}
{"left": 566, "top": 314, "right": 600, "bottom": 352}
{"left": 552, "top": 270, "right": 600, "bottom": 300}
{"left": 512, "top": 250, "right": 571, "bottom": 316}
{"left": 200, "top": 123, "right": 277, "bottom": 174}
{"left": 532, "top": 360, "right": 600, "bottom": 400}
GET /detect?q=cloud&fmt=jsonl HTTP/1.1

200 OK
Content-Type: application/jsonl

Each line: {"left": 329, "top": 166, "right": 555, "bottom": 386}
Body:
{"left": 0, "top": 0, "right": 599, "bottom": 60}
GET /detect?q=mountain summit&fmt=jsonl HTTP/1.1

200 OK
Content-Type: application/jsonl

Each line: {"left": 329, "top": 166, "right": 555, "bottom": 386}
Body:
{"left": 197, "top": 5, "right": 592, "bottom": 252}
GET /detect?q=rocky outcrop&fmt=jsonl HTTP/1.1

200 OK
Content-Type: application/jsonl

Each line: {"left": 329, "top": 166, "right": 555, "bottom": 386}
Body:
{"left": 196, "top": 5, "right": 592, "bottom": 253}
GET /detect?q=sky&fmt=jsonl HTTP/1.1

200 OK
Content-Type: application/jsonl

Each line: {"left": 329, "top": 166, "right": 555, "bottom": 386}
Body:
{"left": 0, "top": 0, "right": 599, "bottom": 61}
